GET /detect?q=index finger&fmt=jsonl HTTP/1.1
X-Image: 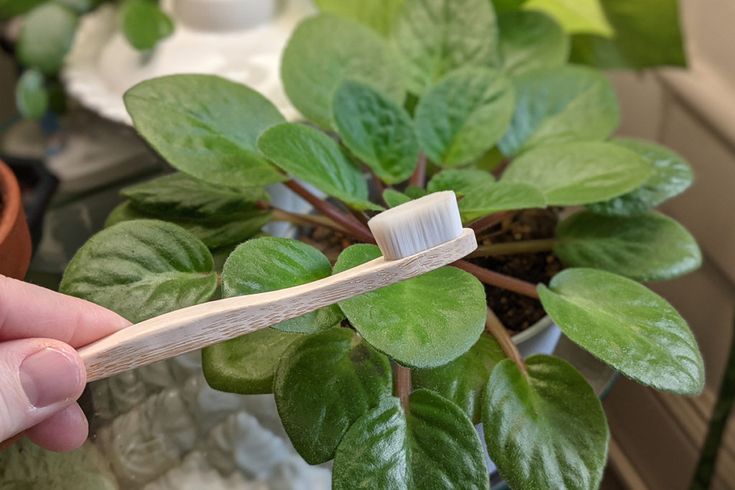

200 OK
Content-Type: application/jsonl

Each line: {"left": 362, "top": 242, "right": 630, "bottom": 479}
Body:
{"left": 0, "top": 276, "right": 130, "bottom": 347}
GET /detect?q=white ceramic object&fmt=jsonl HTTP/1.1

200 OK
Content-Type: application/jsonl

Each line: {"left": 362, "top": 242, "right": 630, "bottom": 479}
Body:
{"left": 63, "top": 0, "right": 315, "bottom": 125}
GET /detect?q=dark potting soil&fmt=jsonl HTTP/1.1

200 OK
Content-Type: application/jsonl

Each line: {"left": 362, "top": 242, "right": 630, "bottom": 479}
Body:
{"left": 298, "top": 208, "right": 561, "bottom": 334}
{"left": 469, "top": 209, "right": 562, "bottom": 334}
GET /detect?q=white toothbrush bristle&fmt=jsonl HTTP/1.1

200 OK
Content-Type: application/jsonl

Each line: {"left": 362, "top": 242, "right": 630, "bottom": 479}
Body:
{"left": 368, "top": 191, "right": 463, "bottom": 260}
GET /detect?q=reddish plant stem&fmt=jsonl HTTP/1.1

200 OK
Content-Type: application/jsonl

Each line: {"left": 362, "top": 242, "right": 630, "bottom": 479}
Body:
{"left": 270, "top": 208, "right": 347, "bottom": 233}
{"left": 485, "top": 308, "right": 527, "bottom": 375}
{"left": 394, "top": 363, "right": 412, "bottom": 412}
{"left": 491, "top": 158, "right": 511, "bottom": 179}
{"left": 285, "top": 180, "right": 374, "bottom": 243}
{"left": 409, "top": 152, "right": 427, "bottom": 188}
{"left": 467, "top": 238, "right": 556, "bottom": 258}
{"left": 469, "top": 211, "right": 512, "bottom": 236}
{"left": 453, "top": 260, "right": 540, "bottom": 299}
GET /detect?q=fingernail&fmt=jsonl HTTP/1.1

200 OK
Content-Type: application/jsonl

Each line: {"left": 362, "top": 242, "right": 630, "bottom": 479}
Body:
{"left": 20, "top": 348, "right": 82, "bottom": 407}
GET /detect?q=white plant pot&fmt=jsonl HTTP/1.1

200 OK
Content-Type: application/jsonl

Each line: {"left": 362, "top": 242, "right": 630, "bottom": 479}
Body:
{"left": 172, "top": 0, "right": 278, "bottom": 32}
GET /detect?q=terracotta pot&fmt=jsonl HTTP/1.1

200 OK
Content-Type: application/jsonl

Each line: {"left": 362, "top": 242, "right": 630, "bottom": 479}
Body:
{"left": 0, "top": 161, "right": 32, "bottom": 279}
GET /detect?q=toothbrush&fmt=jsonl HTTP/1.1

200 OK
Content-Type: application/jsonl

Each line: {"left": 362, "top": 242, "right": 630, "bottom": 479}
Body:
{"left": 79, "top": 191, "right": 477, "bottom": 381}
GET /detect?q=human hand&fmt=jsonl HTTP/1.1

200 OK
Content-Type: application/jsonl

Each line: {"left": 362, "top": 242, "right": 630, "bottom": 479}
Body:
{"left": 0, "top": 276, "right": 130, "bottom": 451}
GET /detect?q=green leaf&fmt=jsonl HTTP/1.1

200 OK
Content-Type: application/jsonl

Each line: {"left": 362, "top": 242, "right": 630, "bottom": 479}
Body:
{"left": 333, "top": 244, "right": 486, "bottom": 367}
{"left": 124, "top": 74, "right": 285, "bottom": 188}
{"left": 333, "top": 81, "right": 418, "bottom": 184}
{"left": 17, "top": 3, "right": 78, "bottom": 75}
{"left": 394, "top": 0, "right": 500, "bottom": 95}
{"left": 333, "top": 390, "right": 489, "bottom": 490}
{"left": 415, "top": 67, "right": 515, "bottom": 166}
{"left": 121, "top": 172, "right": 267, "bottom": 220}
{"left": 275, "top": 328, "right": 392, "bottom": 464}
{"left": 524, "top": 0, "right": 613, "bottom": 36}
{"left": 587, "top": 139, "right": 693, "bottom": 216}
{"left": 483, "top": 355, "right": 609, "bottom": 490}
{"left": 538, "top": 268, "right": 705, "bottom": 394}
{"left": 502, "top": 141, "right": 652, "bottom": 206}
{"left": 493, "top": 0, "right": 527, "bottom": 14}
{"left": 56, "top": 0, "right": 103, "bottom": 14}
{"left": 0, "top": 0, "right": 46, "bottom": 19}
{"left": 203, "top": 328, "right": 302, "bottom": 394}
{"left": 498, "top": 10, "right": 569, "bottom": 76}
{"left": 498, "top": 65, "right": 619, "bottom": 156}
{"left": 555, "top": 210, "right": 701, "bottom": 282}
{"left": 570, "top": 0, "right": 686, "bottom": 69}
{"left": 106, "top": 201, "right": 270, "bottom": 250}
{"left": 459, "top": 181, "right": 547, "bottom": 222}
{"left": 120, "top": 0, "right": 173, "bottom": 51}
{"left": 404, "top": 185, "right": 427, "bottom": 199}
{"left": 427, "top": 169, "right": 495, "bottom": 194}
{"left": 15, "top": 69, "right": 48, "bottom": 120}
{"left": 314, "top": 0, "right": 404, "bottom": 36}
{"left": 382, "top": 188, "right": 412, "bottom": 208}
{"left": 281, "top": 14, "right": 404, "bottom": 128}
{"left": 258, "top": 123, "right": 379, "bottom": 210}
{"left": 222, "top": 237, "right": 343, "bottom": 334}
{"left": 60, "top": 220, "right": 217, "bottom": 323}
{"left": 414, "top": 335, "right": 506, "bottom": 423}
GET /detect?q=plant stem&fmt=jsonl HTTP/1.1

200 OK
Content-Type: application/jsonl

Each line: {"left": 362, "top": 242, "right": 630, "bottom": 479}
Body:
{"left": 270, "top": 208, "right": 347, "bottom": 232}
{"left": 491, "top": 158, "right": 511, "bottom": 179}
{"left": 453, "top": 260, "right": 540, "bottom": 299}
{"left": 469, "top": 211, "right": 512, "bottom": 236}
{"left": 284, "top": 180, "right": 374, "bottom": 243}
{"left": 394, "top": 363, "right": 412, "bottom": 412}
{"left": 468, "top": 239, "right": 556, "bottom": 258}
{"left": 409, "top": 152, "right": 427, "bottom": 188}
{"left": 485, "top": 308, "right": 527, "bottom": 375}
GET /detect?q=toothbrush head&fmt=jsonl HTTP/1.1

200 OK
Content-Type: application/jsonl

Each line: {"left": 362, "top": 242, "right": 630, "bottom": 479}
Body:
{"left": 368, "top": 191, "right": 465, "bottom": 260}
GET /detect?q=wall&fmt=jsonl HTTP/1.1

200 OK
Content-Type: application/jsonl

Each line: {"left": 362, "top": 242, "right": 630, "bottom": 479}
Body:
{"left": 604, "top": 1, "right": 735, "bottom": 487}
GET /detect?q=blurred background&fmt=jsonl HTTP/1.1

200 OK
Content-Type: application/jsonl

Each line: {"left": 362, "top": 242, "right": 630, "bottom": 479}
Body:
{"left": 0, "top": 0, "right": 733, "bottom": 489}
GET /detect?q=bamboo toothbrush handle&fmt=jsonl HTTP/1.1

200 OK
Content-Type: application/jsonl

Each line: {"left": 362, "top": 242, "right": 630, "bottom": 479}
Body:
{"left": 79, "top": 229, "right": 477, "bottom": 381}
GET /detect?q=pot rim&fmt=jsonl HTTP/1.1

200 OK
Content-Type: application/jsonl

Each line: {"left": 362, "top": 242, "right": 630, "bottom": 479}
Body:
{"left": 511, "top": 314, "right": 553, "bottom": 345}
{"left": 0, "top": 160, "right": 22, "bottom": 248}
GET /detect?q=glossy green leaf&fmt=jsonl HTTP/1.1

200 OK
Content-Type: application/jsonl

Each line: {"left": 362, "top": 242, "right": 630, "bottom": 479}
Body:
{"left": 281, "top": 14, "right": 404, "bottom": 128}
{"left": 314, "top": 0, "right": 404, "bottom": 36}
{"left": 427, "top": 169, "right": 495, "bottom": 195}
{"left": 15, "top": 69, "right": 48, "bottom": 120}
{"left": 587, "top": 139, "right": 693, "bottom": 216}
{"left": 502, "top": 141, "right": 652, "bottom": 206}
{"left": 275, "top": 328, "right": 392, "bottom": 464}
{"left": 333, "top": 245, "right": 486, "bottom": 367}
{"left": 333, "top": 81, "right": 418, "bottom": 184}
{"left": 524, "top": 0, "right": 613, "bottom": 36}
{"left": 382, "top": 188, "right": 412, "bottom": 208}
{"left": 120, "top": 0, "right": 173, "bottom": 51}
{"left": 121, "top": 172, "right": 266, "bottom": 220}
{"left": 394, "top": 0, "right": 500, "bottom": 95}
{"left": 105, "top": 201, "right": 269, "bottom": 250}
{"left": 414, "top": 335, "right": 506, "bottom": 423}
{"left": 556, "top": 211, "right": 701, "bottom": 281}
{"left": 570, "top": 0, "right": 686, "bottom": 69}
{"left": 483, "top": 355, "right": 609, "bottom": 490}
{"left": 539, "top": 268, "right": 705, "bottom": 394}
{"left": 404, "top": 186, "right": 427, "bottom": 199}
{"left": 203, "top": 328, "right": 302, "bottom": 394}
{"left": 415, "top": 67, "right": 515, "bottom": 166}
{"left": 493, "top": 0, "right": 527, "bottom": 14}
{"left": 333, "top": 390, "right": 489, "bottom": 490}
{"left": 124, "top": 74, "right": 285, "bottom": 188}
{"left": 56, "top": 0, "right": 103, "bottom": 13}
{"left": 0, "top": 0, "right": 46, "bottom": 19}
{"left": 258, "top": 123, "right": 379, "bottom": 210}
{"left": 17, "top": 3, "right": 78, "bottom": 75}
{"left": 498, "top": 65, "right": 619, "bottom": 156}
{"left": 222, "top": 237, "right": 343, "bottom": 333}
{"left": 60, "top": 220, "right": 217, "bottom": 323}
{"left": 459, "top": 181, "right": 547, "bottom": 222}
{"left": 498, "top": 10, "right": 569, "bottom": 76}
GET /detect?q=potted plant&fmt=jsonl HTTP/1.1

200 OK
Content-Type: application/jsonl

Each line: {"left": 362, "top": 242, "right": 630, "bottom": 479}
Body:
{"left": 0, "top": 160, "right": 32, "bottom": 279}
{"left": 59, "top": 1, "right": 703, "bottom": 488}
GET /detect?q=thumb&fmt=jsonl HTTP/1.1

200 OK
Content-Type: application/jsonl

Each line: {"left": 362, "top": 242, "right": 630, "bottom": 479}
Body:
{"left": 0, "top": 338, "right": 86, "bottom": 442}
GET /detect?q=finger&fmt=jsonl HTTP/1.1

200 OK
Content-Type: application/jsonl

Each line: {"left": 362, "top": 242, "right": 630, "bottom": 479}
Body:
{"left": 0, "top": 338, "right": 86, "bottom": 442}
{"left": 0, "top": 276, "right": 130, "bottom": 347}
{"left": 25, "top": 403, "right": 88, "bottom": 452}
